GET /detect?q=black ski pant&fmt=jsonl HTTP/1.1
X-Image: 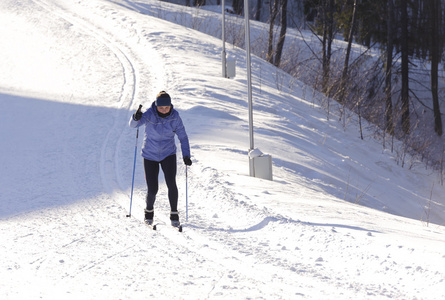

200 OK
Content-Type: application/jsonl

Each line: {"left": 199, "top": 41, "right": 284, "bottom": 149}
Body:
{"left": 143, "top": 154, "right": 178, "bottom": 213}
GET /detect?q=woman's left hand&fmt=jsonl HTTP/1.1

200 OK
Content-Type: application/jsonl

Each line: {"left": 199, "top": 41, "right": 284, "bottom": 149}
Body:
{"left": 183, "top": 157, "right": 192, "bottom": 166}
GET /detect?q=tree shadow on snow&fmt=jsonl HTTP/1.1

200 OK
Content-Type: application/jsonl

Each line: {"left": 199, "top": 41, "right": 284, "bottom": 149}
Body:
{"left": 0, "top": 92, "right": 141, "bottom": 219}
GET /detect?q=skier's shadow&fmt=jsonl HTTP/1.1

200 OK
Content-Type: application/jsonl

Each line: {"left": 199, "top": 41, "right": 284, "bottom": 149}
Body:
{"left": 185, "top": 216, "right": 381, "bottom": 234}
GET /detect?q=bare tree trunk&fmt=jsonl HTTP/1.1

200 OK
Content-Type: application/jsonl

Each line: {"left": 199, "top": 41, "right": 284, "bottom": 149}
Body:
{"left": 400, "top": 0, "right": 410, "bottom": 134}
{"left": 321, "top": 10, "right": 328, "bottom": 94}
{"left": 274, "top": 0, "right": 288, "bottom": 67}
{"left": 267, "top": 0, "right": 279, "bottom": 64}
{"left": 340, "top": 0, "right": 357, "bottom": 99}
{"left": 255, "top": 0, "right": 262, "bottom": 21}
{"left": 322, "top": 0, "right": 335, "bottom": 95}
{"left": 337, "top": 0, "right": 357, "bottom": 127}
{"left": 430, "top": 0, "right": 443, "bottom": 136}
{"left": 385, "top": 0, "right": 395, "bottom": 135}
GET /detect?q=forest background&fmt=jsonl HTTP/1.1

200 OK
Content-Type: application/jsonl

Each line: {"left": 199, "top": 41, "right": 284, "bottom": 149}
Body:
{"left": 162, "top": 0, "right": 445, "bottom": 178}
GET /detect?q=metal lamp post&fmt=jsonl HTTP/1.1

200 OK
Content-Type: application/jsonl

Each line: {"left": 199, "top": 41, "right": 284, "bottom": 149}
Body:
{"left": 244, "top": 0, "right": 255, "bottom": 177}
{"left": 244, "top": 0, "right": 273, "bottom": 180}
{"left": 221, "top": 0, "right": 227, "bottom": 78}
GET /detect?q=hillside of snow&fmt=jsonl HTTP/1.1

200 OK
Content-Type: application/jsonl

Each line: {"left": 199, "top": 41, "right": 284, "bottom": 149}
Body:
{"left": 1, "top": 0, "right": 445, "bottom": 299}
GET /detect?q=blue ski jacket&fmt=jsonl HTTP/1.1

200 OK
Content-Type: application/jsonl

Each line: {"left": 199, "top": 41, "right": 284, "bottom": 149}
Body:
{"left": 129, "top": 102, "right": 191, "bottom": 162}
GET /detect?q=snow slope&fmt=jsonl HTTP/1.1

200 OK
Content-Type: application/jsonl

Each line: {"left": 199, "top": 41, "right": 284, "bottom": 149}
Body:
{"left": 1, "top": 0, "right": 445, "bottom": 299}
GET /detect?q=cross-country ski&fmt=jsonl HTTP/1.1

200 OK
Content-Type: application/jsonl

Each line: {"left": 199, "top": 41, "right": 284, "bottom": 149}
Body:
{"left": 144, "top": 219, "right": 157, "bottom": 231}
{"left": 172, "top": 224, "right": 183, "bottom": 233}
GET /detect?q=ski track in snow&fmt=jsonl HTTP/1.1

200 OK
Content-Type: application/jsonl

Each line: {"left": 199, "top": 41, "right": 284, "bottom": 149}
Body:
{"left": 30, "top": 0, "right": 140, "bottom": 194}
{"left": 2, "top": 1, "right": 307, "bottom": 298}
{"left": 1, "top": 0, "right": 445, "bottom": 299}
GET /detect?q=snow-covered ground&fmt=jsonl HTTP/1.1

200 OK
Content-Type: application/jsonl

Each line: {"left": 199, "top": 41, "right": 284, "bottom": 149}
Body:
{"left": 1, "top": 0, "right": 445, "bottom": 299}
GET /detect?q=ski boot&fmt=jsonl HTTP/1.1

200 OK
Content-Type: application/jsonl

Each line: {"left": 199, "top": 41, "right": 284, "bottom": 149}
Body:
{"left": 170, "top": 211, "right": 181, "bottom": 228}
{"left": 144, "top": 209, "right": 154, "bottom": 225}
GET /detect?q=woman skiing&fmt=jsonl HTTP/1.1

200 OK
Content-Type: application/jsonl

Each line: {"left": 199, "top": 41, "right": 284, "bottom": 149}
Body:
{"left": 129, "top": 91, "right": 192, "bottom": 227}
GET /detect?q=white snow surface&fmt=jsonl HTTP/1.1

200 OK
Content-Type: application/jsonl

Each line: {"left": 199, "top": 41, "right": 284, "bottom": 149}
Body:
{"left": 1, "top": 0, "right": 445, "bottom": 299}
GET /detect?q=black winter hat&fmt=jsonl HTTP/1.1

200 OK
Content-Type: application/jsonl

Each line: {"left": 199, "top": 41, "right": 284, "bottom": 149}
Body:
{"left": 156, "top": 91, "right": 171, "bottom": 106}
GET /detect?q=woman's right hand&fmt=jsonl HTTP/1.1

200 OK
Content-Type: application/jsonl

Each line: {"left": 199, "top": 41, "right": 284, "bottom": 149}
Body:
{"left": 133, "top": 105, "right": 143, "bottom": 121}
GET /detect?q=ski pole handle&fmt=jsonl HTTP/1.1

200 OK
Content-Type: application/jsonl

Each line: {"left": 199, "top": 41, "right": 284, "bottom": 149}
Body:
{"left": 134, "top": 104, "right": 143, "bottom": 121}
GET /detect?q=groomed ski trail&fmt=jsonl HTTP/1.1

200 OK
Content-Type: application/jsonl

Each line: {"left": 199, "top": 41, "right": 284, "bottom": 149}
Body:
{"left": 3, "top": 1, "right": 444, "bottom": 299}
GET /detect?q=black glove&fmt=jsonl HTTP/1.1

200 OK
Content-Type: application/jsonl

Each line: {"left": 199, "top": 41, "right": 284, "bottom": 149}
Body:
{"left": 133, "top": 104, "right": 143, "bottom": 121}
{"left": 183, "top": 156, "right": 192, "bottom": 166}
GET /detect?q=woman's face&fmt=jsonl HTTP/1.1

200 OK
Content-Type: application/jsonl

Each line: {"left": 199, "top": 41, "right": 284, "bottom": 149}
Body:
{"left": 157, "top": 106, "right": 171, "bottom": 114}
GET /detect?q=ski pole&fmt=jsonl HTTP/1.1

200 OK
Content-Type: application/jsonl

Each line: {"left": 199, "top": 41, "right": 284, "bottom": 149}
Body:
{"left": 186, "top": 165, "right": 188, "bottom": 222}
{"left": 126, "top": 127, "right": 139, "bottom": 218}
{"left": 127, "top": 105, "right": 142, "bottom": 217}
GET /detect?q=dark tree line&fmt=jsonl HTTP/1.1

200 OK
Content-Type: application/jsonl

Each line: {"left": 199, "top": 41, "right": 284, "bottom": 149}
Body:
{"left": 304, "top": 0, "right": 444, "bottom": 137}
{"left": 225, "top": 0, "right": 443, "bottom": 137}
{"left": 180, "top": 0, "right": 444, "bottom": 164}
